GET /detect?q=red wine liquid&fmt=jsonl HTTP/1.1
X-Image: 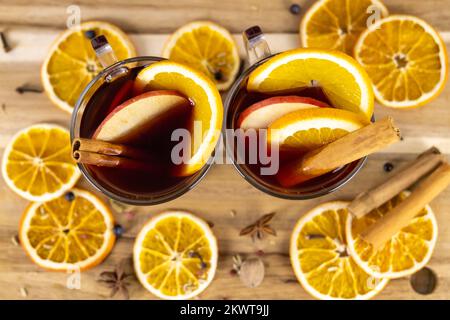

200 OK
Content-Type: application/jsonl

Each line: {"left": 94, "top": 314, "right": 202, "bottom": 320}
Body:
{"left": 230, "top": 84, "right": 360, "bottom": 190}
{"left": 80, "top": 66, "right": 192, "bottom": 197}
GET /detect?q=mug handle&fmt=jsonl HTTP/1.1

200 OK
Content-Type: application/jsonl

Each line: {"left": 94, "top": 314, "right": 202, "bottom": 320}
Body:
{"left": 90, "top": 35, "right": 129, "bottom": 82}
{"left": 91, "top": 35, "right": 119, "bottom": 68}
{"left": 243, "top": 26, "right": 272, "bottom": 66}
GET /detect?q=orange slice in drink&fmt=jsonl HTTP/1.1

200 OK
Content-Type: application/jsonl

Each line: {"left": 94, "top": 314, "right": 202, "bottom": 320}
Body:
{"left": 135, "top": 61, "right": 223, "bottom": 176}
{"left": 41, "top": 21, "right": 136, "bottom": 113}
{"left": 346, "top": 192, "right": 438, "bottom": 279}
{"left": 2, "top": 124, "right": 80, "bottom": 202}
{"left": 162, "top": 21, "right": 240, "bottom": 91}
{"left": 247, "top": 48, "right": 374, "bottom": 120}
{"left": 19, "top": 188, "right": 115, "bottom": 271}
{"left": 301, "top": 0, "right": 389, "bottom": 55}
{"left": 268, "top": 108, "right": 368, "bottom": 152}
{"left": 354, "top": 15, "right": 448, "bottom": 108}
{"left": 290, "top": 201, "right": 389, "bottom": 299}
{"left": 133, "top": 211, "right": 218, "bottom": 300}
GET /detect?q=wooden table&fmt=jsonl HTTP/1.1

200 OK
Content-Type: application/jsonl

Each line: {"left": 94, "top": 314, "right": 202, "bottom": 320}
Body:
{"left": 0, "top": 0, "right": 449, "bottom": 300}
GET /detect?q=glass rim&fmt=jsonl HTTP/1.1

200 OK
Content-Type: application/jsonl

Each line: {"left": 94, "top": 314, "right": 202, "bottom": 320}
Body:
{"left": 223, "top": 54, "right": 368, "bottom": 200}
{"left": 70, "top": 56, "right": 214, "bottom": 205}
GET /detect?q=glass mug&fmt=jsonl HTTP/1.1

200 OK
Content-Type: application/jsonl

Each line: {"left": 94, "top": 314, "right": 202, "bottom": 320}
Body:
{"left": 71, "top": 52, "right": 213, "bottom": 205}
{"left": 224, "top": 26, "right": 367, "bottom": 200}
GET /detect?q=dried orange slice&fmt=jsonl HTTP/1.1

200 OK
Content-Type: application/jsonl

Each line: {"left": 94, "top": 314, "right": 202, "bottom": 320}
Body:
{"left": 247, "top": 48, "right": 374, "bottom": 120}
{"left": 346, "top": 192, "right": 438, "bottom": 279}
{"left": 135, "top": 61, "right": 223, "bottom": 176}
{"left": 301, "top": 0, "right": 389, "bottom": 55}
{"left": 19, "top": 188, "right": 115, "bottom": 271}
{"left": 2, "top": 124, "right": 80, "bottom": 202}
{"left": 41, "top": 21, "right": 136, "bottom": 113}
{"left": 290, "top": 201, "right": 389, "bottom": 300}
{"left": 268, "top": 108, "right": 368, "bottom": 152}
{"left": 354, "top": 15, "right": 448, "bottom": 108}
{"left": 162, "top": 21, "right": 240, "bottom": 91}
{"left": 133, "top": 211, "right": 218, "bottom": 300}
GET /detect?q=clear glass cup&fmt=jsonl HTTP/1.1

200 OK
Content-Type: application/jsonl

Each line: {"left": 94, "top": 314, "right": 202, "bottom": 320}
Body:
{"left": 224, "top": 26, "right": 367, "bottom": 200}
{"left": 71, "top": 56, "right": 213, "bottom": 205}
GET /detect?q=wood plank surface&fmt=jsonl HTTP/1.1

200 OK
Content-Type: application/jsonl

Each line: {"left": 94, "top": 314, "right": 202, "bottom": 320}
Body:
{"left": 0, "top": 0, "right": 449, "bottom": 33}
{"left": 0, "top": 0, "right": 449, "bottom": 300}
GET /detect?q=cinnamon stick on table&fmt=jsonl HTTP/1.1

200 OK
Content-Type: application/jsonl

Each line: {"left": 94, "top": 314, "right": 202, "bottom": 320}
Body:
{"left": 362, "top": 162, "right": 450, "bottom": 250}
{"left": 348, "top": 146, "right": 444, "bottom": 218}
{"left": 277, "top": 117, "right": 401, "bottom": 187}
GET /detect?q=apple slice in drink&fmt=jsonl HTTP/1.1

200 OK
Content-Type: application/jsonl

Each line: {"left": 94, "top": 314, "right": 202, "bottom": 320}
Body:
{"left": 93, "top": 90, "right": 191, "bottom": 144}
{"left": 237, "top": 96, "right": 329, "bottom": 130}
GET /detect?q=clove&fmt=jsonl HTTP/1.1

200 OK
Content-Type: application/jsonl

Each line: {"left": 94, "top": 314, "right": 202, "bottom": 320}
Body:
{"left": 16, "top": 84, "right": 43, "bottom": 94}
{"left": 0, "top": 31, "right": 11, "bottom": 52}
{"left": 305, "top": 234, "right": 326, "bottom": 240}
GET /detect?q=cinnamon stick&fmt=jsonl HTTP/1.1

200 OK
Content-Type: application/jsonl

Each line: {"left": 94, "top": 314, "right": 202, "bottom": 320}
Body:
{"left": 362, "top": 162, "right": 450, "bottom": 249}
{"left": 348, "top": 147, "right": 444, "bottom": 218}
{"left": 72, "top": 138, "right": 155, "bottom": 161}
{"left": 277, "top": 117, "right": 401, "bottom": 187}
{"left": 73, "top": 150, "right": 162, "bottom": 173}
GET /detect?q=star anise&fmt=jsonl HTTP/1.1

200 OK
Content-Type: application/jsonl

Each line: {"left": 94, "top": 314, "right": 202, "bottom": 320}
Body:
{"left": 239, "top": 212, "right": 277, "bottom": 240}
{"left": 97, "top": 258, "right": 134, "bottom": 299}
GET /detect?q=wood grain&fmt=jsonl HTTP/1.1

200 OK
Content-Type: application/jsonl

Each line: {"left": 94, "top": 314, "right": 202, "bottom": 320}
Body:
{"left": 0, "top": 0, "right": 449, "bottom": 33}
{"left": 0, "top": 0, "right": 449, "bottom": 300}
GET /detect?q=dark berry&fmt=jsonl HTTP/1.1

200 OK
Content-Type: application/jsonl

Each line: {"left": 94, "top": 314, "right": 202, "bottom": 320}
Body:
{"left": 84, "top": 30, "right": 96, "bottom": 40}
{"left": 64, "top": 191, "right": 75, "bottom": 202}
{"left": 289, "top": 4, "right": 301, "bottom": 15}
{"left": 113, "top": 224, "right": 124, "bottom": 237}
{"left": 410, "top": 267, "right": 437, "bottom": 295}
{"left": 214, "top": 71, "right": 223, "bottom": 81}
{"left": 200, "top": 262, "right": 207, "bottom": 269}
{"left": 383, "top": 162, "right": 394, "bottom": 172}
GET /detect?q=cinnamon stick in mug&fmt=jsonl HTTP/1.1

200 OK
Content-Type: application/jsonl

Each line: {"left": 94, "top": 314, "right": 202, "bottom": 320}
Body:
{"left": 276, "top": 117, "right": 401, "bottom": 187}
{"left": 348, "top": 146, "right": 444, "bottom": 218}
{"left": 362, "top": 162, "right": 450, "bottom": 249}
{"left": 72, "top": 138, "right": 155, "bottom": 161}
{"left": 73, "top": 150, "right": 162, "bottom": 173}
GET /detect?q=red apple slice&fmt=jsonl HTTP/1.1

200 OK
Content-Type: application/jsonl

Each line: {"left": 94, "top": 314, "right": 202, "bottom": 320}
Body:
{"left": 93, "top": 90, "right": 191, "bottom": 143}
{"left": 237, "top": 96, "right": 329, "bottom": 130}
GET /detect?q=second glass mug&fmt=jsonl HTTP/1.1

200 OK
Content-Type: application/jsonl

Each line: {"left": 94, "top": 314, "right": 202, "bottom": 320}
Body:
{"left": 223, "top": 26, "right": 367, "bottom": 200}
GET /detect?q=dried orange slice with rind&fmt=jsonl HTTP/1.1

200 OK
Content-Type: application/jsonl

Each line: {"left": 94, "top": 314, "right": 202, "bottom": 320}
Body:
{"left": 346, "top": 192, "right": 438, "bottom": 279}
{"left": 162, "top": 21, "right": 240, "bottom": 91}
{"left": 41, "top": 21, "right": 136, "bottom": 113}
{"left": 290, "top": 201, "right": 389, "bottom": 300}
{"left": 301, "top": 0, "right": 389, "bottom": 55}
{"left": 354, "top": 15, "right": 448, "bottom": 108}
{"left": 2, "top": 124, "right": 80, "bottom": 202}
{"left": 247, "top": 48, "right": 374, "bottom": 120}
{"left": 19, "top": 188, "right": 115, "bottom": 271}
{"left": 133, "top": 211, "right": 218, "bottom": 300}
{"left": 135, "top": 61, "right": 223, "bottom": 176}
